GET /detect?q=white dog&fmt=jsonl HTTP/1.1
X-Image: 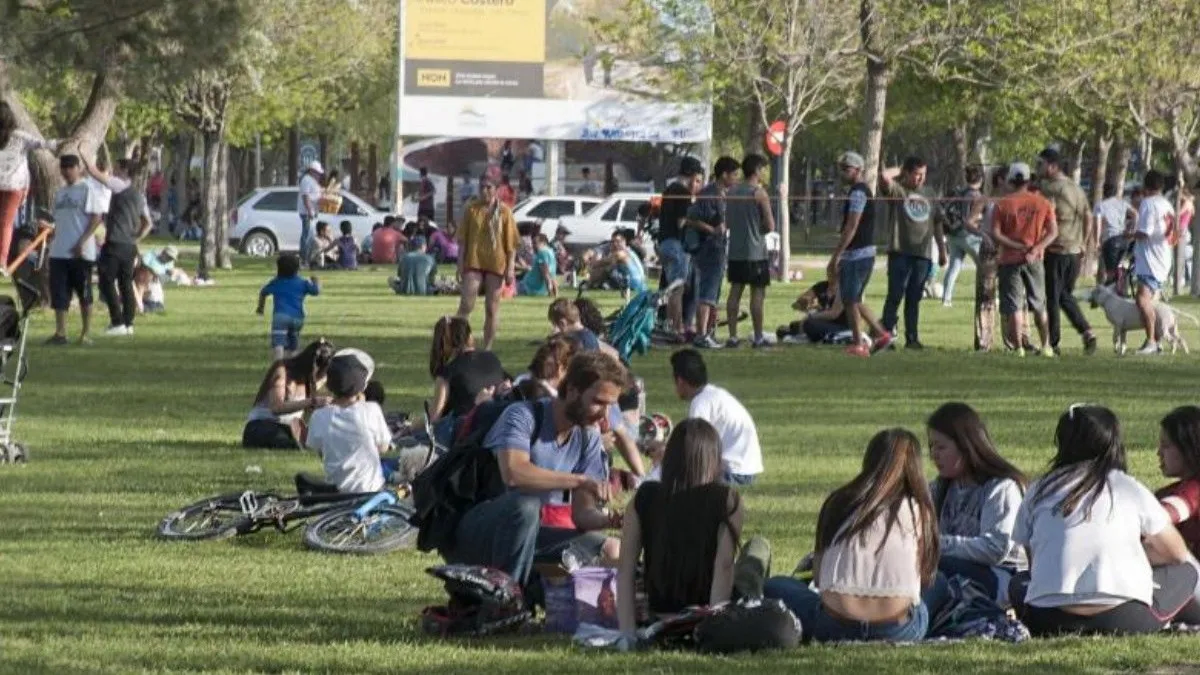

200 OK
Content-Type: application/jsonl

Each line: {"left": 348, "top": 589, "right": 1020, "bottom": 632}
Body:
{"left": 1087, "top": 284, "right": 1197, "bottom": 355}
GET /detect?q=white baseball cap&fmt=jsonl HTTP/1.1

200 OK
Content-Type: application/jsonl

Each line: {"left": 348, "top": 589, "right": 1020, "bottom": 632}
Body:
{"left": 307, "top": 160, "right": 325, "bottom": 174}
{"left": 838, "top": 151, "right": 865, "bottom": 169}
{"left": 1008, "top": 162, "right": 1032, "bottom": 182}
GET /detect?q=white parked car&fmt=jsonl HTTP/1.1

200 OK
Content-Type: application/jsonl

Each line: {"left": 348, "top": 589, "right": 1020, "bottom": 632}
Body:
{"left": 229, "top": 187, "right": 387, "bottom": 257}
{"left": 510, "top": 195, "right": 602, "bottom": 238}
{"left": 557, "top": 192, "right": 654, "bottom": 248}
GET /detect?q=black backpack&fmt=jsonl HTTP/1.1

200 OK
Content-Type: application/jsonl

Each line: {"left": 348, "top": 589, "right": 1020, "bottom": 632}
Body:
{"left": 408, "top": 397, "right": 547, "bottom": 557}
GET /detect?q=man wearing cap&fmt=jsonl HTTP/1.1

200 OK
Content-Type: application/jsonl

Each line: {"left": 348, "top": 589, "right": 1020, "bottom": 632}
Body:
{"left": 298, "top": 161, "right": 324, "bottom": 266}
{"left": 306, "top": 349, "right": 391, "bottom": 494}
{"left": 827, "top": 151, "right": 892, "bottom": 356}
{"left": 991, "top": 162, "right": 1057, "bottom": 357}
{"left": 879, "top": 156, "right": 947, "bottom": 349}
{"left": 657, "top": 156, "right": 705, "bottom": 340}
{"left": 1037, "top": 148, "right": 1097, "bottom": 355}
{"left": 457, "top": 174, "right": 518, "bottom": 350}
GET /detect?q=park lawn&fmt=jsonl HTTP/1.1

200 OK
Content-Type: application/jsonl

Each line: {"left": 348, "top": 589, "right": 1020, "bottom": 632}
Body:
{"left": 3, "top": 251, "right": 1200, "bottom": 674}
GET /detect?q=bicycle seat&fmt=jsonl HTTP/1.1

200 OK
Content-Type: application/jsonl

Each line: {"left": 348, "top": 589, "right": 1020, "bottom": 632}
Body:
{"left": 294, "top": 472, "right": 339, "bottom": 496}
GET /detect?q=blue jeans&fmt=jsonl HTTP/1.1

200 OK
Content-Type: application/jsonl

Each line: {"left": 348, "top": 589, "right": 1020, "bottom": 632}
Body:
{"left": 942, "top": 231, "right": 981, "bottom": 303}
{"left": 838, "top": 255, "right": 875, "bottom": 304}
{"left": 882, "top": 253, "right": 932, "bottom": 343}
{"left": 270, "top": 314, "right": 304, "bottom": 351}
{"left": 764, "top": 577, "right": 929, "bottom": 642}
{"left": 452, "top": 491, "right": 605, "bottom": 585}
{"left": 658, "top": 238, "right": 690, "bottom": 286}
{"left": 299, "top": 214, "right": 314, "bottom": 264}
{"left": 725, "top": 471, "right": 756, "bottom": 486}
{"left": 687, "top": 246, "right": 725, "bottom": 328}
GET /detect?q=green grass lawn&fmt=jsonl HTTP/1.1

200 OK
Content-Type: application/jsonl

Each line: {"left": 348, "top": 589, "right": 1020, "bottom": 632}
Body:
{"left": 4, "top": 252, "right": 1200, "bottom": 674}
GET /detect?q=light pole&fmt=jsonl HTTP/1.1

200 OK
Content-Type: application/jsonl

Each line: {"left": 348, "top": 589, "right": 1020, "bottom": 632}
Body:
{"left": 392, "top": 0, "right": 407, "bottom": 214}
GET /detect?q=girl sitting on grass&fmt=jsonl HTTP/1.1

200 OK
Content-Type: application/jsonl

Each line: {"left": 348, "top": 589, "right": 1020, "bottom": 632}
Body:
{"left": 618, "top": 418, "right": 745, "bottom": 638}
{"left": 764, "top": 428, "right": 938, "bottom": 642}
{"left": 1010, "top": 404, "right": 1195, "bottom": 636}
{"left": 427, "top": 316, "right": 506, "bottom": 444}
{"left": 1155, "top": 405, "right": 1200, "bottom": 623}
{"left": 242, "top": 339, "right": 335, "bottom": 450}
{"left": 927, "top": 402, "right": 1027, "bottom": 605}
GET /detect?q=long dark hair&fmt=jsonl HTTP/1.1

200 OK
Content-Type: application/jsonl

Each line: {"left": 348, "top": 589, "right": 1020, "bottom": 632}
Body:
{"left": 815, "top": 428, "right": 939, "bottom": 587}
{"left": 429, "top": 316, "right": 472, "bottom": 378}
{"left": 1032, "top": 404, "right": 1126, "bottom": 519}
{"left": 252, "top": 338, "right": 335, "bottom": 405}
{"left": 927, "top": 402, "right": 1026, "bottom": 512}
{"left": 646, "top": 419, "right": 741, "bottom": 605}
{"left": 1162, "top": 406, "right": 1200, "bottom": 478}
{"left": 0, "top": 102, "right": 14, "bottom": 148}
{"left": 573, "top": 298, "right": 607, "bottom": 337}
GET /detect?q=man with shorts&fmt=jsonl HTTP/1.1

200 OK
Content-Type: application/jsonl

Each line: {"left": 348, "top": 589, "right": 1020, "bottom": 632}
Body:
{"left": 656, "top": 157, "right": 704, "bottom": 340}
{"left": 684, "top": 156, "right": 738, "bottom": 348}
{"left": 725, "top": 154, "right": 776, "bottom": 348}
{"left": 992, "top": 163, "right": 1057, "bottom": 357}
{"left": 879, "top": 156, "right": 947, "bottom": 349}
{"left": 1133, "top": 170, "right": 1177, "bottom": 355}
{"left": 452, "top": 352, "right": 625, "bottom": 584}
{"left": 827, "top": 151, "right": 891, "bottom": 357}
{"left": 457, "top": 175, "right": 518, "bottom": 350}
{"left": 44, "top": 155, "right": 103, "bottom": 346}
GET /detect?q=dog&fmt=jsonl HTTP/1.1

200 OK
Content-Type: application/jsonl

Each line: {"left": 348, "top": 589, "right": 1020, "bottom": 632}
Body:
{"left": 1087, "top": 284, "right": 1198, "bottom": 355}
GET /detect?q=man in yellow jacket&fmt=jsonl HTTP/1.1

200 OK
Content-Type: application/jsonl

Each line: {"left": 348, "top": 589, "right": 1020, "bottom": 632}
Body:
{"left": 457, "top": 175, "right": 518, "bottom": 349}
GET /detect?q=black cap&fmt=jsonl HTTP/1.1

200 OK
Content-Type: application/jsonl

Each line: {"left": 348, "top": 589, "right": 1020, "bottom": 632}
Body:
{"left": 326, "top": 348, "right": 375, "bottom": 398}
{"left": 679, "top": 156, "right": 704, "bottom": 177}
{"left": 1038, "top": 148, "right": 1062, "bottom": 165}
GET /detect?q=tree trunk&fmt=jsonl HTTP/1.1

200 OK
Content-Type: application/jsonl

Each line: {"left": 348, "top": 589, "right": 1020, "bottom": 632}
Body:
{"left": 859, "top": 61, "right": 889, "bottom": 190}
{"left": 368, "top": 143, "right": 378, "bottom": 205}
{"left": 1090, "top": 128, "right": 1112, "bottom": 207}
{"left": 350, "top": 141, "right": 361, "bottom": 194}
{"left": 1069, "top": 140, "right": 1085, "bottom": 184}
{"left": 1168, "top": 111, "right": 1200, "bottom": 187}
{"left": 1111, "top": 134, "right": 1131, "bottom": 193}
{"left": 198, "top": 131, "right": 218, "bottom": 277}
{"left": 173, "top": 133, "right": 192, "bottom": 226}
{"left": 950, "top": 122, "right": 969, "bottom": 188}
{"left": 216, "top": 139, "right": 232, "bottom": 269}
{"left": 287, "top": 126, "right": 299, "bottom": 186}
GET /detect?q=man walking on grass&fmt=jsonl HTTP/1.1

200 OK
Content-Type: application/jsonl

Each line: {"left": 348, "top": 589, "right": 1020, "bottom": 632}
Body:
{"left": 1132, "top": 170, "right": 1176, "bottom": 355}
{"left": 992, "top": 163, "right": 1057, "bottom": 357}
{"left": 1037, "top": 148, "right": 1098, "bottom": 355}
{"left": 879, "top": 156, "right": 947, "bottom": 349}
{"left": 826, "top": 151, "right": 892, "bottom": 357}
{"left": 724, "top": 154, "right": 776, "bottom": 348}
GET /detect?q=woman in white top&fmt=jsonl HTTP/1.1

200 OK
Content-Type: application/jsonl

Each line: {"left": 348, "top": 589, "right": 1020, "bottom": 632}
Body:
{"left": 1011, "top": 404, "right": 1196, "bottom": 636}
{"left": 242, "top": 339, "right": 335, "bottom": 449}
{"left": 926, "top": 402, "right": 1027, "bottom": 606}
{"left": 0, "top": 102, "right": 53, "bottom": 274}
{"left": 764, "top": 428, "right": 938, "bottom": 642}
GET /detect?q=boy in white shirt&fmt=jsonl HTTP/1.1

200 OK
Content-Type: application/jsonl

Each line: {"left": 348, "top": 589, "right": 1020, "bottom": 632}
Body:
{"left": 306, "top": 348, "right": 391, "bottom": 493}
{"left": 1133, "top": 170, "right": 1176, "bottom": 355}
{"left": 668, "top": 348, "right": 763, "bottom": 485}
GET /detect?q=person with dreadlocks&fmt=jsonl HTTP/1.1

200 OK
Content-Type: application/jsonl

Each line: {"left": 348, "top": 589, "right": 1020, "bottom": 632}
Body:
{"left": 456, "top": 174, "right": 518, "bottom": 350}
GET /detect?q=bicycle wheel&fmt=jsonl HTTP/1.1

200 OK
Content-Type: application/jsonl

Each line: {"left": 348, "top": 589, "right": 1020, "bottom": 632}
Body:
{"left": 302, "top": 502, "right": 417, "bottom": 555}
{"left": 156, "top": 493, "right": 256, "bottom": 541}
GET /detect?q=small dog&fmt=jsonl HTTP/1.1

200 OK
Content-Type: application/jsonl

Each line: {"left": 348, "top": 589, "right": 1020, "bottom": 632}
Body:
{"left": 1088, "top": 284, "right": 1197, "bottom": 355}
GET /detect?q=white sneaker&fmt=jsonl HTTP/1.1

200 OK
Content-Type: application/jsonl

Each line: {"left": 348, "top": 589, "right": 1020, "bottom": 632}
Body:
{"left": 693, "top": 334, "right": 723, "bottom": 349}
{"left": 1136, "top": 341, "right": 1163, "bottom": 355}
{"left": 781, "top": 334, "right": 810, "bottom": 345}
{"left": 104, "top": 325, "right": 129, "bottom": 336}
{"left": 125, "top": 325, "right": 134, "bottom": 336}
{"left": 756, "top": 333, "right": 778, "bottom": 346}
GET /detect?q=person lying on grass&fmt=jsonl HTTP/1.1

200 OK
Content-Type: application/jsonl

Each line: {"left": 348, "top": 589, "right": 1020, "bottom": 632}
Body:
{"left": 617, "top": 418, "right": 746, "bottom": 640}
{"left": 926, "top": 402, "right": 1027, "bottom": 607}
{"left": 452, "top": 351, "right": 627, "bottom": 586}
{"left": 307, "top": 349, "right": 390, "bottom": 493}
{"left": 764, "top": 428, "right": 938, "bottom": 643}
{"left": 1154, "top": 405, "right": 1200, "bottom": 624}
{"left": 242, "top": 339, "right": 334, "bottom": 450}
{"left": 1009, "top": 404, "right": 1195, "bottom": 637}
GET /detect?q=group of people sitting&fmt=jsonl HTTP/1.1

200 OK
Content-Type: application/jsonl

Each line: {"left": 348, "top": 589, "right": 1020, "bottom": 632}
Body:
{"left": 236, "top": 290, "right": 1200, "bottom": 646}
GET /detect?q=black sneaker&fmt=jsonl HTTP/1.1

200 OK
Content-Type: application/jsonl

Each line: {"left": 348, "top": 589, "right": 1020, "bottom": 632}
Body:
{"left": 1083, "top": 333, "right": 1098, "bottom": 355}
{"left": 905, "top": 340, "right": 925, "bottom": 351}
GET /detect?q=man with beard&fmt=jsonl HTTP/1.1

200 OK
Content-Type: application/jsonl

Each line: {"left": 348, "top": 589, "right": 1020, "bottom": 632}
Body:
{"left": 452, "top": 351, "right": 628, "bottom": 584}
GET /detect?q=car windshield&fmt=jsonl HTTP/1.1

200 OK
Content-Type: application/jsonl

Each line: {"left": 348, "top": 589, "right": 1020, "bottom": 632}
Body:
{"left": 513, "top": 198, "right": 534, "bottom": 212}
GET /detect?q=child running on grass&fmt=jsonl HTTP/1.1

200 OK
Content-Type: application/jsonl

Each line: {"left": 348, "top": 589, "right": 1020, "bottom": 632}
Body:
{"left": 256, "top": 253, "right": 320, "bottom": 361}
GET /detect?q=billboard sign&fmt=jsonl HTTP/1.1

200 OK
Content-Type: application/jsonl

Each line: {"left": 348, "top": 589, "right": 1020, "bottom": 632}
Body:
{"left": 399, "top": 0, "right": 712, "bottom": 142}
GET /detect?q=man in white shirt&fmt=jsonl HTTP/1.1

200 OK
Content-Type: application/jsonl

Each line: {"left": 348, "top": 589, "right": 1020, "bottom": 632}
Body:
{"left": 43, "top": 155, "right": 105, "bottom": 346}
{"left": 1094, "top": 182, "right": 1137, "bottom": 285}
{"left": 577, "top": 167, "right": 600, "bottom": 196}
{"left": 1133, "top": 170, "right": 1176, "bottom": 355}
{"left": 297, "top": 161, "right": 324, "bottom": 267}
{"left": 669, "top": 348, "right": 763, "bottom": 485}
{"left": 306, "top": 348, "right": 391, "bottom": 493}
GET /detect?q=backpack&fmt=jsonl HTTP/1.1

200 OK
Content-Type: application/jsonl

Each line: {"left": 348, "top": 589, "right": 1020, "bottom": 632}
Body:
{"left": 408, "top": 398, "right": 547, "bottom": 556}
{"left": 943, "top": 186, "right": 979, "bottom": 235}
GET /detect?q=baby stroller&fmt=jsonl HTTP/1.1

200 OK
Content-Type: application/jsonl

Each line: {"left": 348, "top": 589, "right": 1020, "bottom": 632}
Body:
{"left": 0, "top": 223, "right": 49, "bottom": 464}
{"left": 607, "top": 279, "right": 684, "bottom": 363}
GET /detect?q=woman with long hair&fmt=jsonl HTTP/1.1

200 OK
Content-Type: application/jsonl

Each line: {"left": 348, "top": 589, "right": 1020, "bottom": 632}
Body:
{"left": 617, "top": 418, "right": 744, "bottom": 637}
{"left": 927, "top": 402, "right": 1027, "bottom": 604}
{"left": 764, "top": 428, "right": 938, "bottom": 642}
{"left": 0, "top": 102, "right": 53, "bottom": 273}
{"left": 242, "top": 338, "right": 336, "bottom": 449}
{"left": 1010, "top": 404, "right": 1195, "bottom": 636}
{"left": 1156, "top": 405, "right": 1200, "bottom": 623}
{"left": 427, "top": 316, "right": 505, "bottom": 438}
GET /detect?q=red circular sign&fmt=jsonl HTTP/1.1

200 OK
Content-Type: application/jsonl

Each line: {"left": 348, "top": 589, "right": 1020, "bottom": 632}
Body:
{"left": 764, "top": 120, "right": 786, "bottom": 157}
